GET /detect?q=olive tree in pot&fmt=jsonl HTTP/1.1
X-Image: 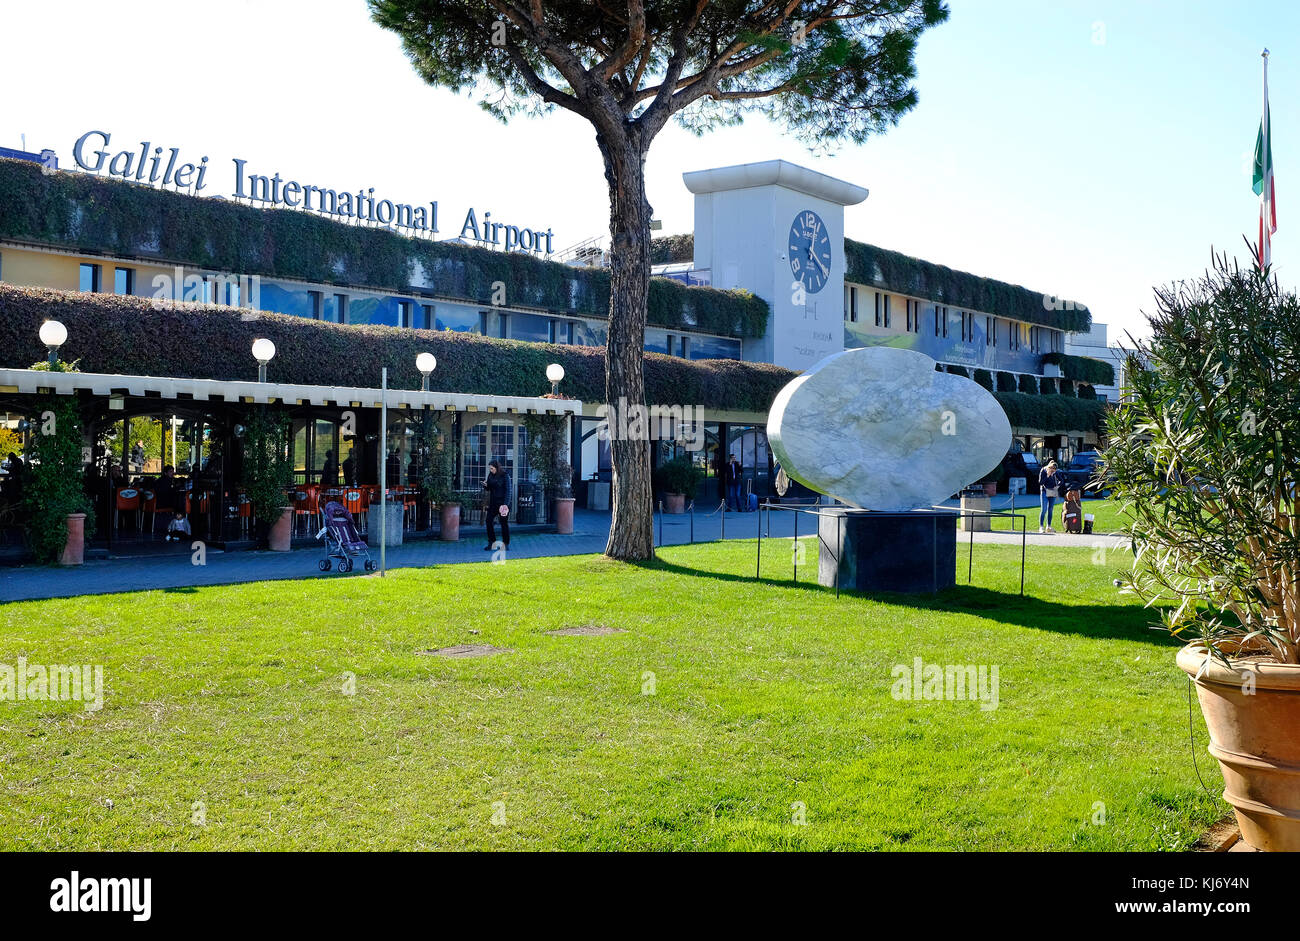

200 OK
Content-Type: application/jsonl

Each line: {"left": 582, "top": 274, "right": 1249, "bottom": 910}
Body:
{"left": 241, "top": 409, "right": 293, "bottom": 551}
{"left": 653, "top": 457, "right": 704, "bottom": 515}
{"left": 1106, "top": 255, "right": 1300, "bottom": 851}
{"left": 524, "top": 415, "right": 574, "bottom": 534}
{"left": 421, "top": 420, "right": 460, "bottom": 541}
{"left": 21, "top": 363, "right": 95, "bottom": 564}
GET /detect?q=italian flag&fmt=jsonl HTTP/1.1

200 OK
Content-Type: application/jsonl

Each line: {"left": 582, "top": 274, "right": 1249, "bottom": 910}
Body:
{"left": 1254, "top": 53, "right": 1277, "bottom": 268}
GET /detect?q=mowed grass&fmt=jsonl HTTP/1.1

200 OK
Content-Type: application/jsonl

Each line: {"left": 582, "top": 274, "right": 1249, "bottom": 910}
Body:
{"left": 988, "top": 495, "right": 1136, "bottom": 535}
{"left": 0, "top": 540, "right": 1220, "bottom": 851}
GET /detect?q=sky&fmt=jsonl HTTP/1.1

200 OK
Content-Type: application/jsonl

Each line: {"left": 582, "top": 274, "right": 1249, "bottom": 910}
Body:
{"left": 0, "top": 0, "right": 1294, "bottom": 342}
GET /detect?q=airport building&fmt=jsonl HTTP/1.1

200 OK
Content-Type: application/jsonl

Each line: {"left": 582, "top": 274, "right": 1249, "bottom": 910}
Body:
{"left": 0, "top": 137, "right": 1113, "bottom": 554}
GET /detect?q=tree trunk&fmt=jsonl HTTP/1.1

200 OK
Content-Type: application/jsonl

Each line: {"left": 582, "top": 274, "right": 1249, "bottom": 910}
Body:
{"left": 598, "top": 130, "right": 655, "bottom": 560}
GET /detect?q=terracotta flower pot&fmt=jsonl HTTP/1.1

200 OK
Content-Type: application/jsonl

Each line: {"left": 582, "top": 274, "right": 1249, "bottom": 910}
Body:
{"left": 439, "top": 503, "right": 461, "bottom": 542}
{"left": 983, "top": 482, "right": 998, "bottom": 497}
{"left": 59, "top": 513, "right": 86, "bottom": 566}
{"left": 554, "top": 496, "right": 574, "bottom": 534}
{"left": 268, "top": 506, "right": 293, "bottom": 551}
{"left": 1178, "top": 645, "right": 1300, "bottom": 851}
{"left": 664, "top": 493, "right": 686, "bottom": 514}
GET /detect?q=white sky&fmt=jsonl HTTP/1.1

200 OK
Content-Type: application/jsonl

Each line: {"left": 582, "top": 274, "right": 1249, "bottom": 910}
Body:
{"left": 2, "top": 0, "right": 1294, "bottom": 342}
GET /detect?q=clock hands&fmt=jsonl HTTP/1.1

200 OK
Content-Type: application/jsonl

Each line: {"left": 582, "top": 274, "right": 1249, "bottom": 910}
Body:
{"left": 808, "top": 247, "right": 830, "bottom": 278}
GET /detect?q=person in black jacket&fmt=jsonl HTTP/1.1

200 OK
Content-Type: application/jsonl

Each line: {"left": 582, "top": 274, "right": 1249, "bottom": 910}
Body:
{"left": 483, "top": 459, "right": 510, "bottom": 551}
{"left": 724, "top": 455, "right": 743, "bottom": 512}
{"left": 1038, "top": 459, "right": 1061, "bottom": 534}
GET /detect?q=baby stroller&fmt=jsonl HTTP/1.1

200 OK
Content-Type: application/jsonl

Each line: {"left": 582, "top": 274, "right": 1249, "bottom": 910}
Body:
{"left": 316, "top": 501, "right": 375, "bottom": 573}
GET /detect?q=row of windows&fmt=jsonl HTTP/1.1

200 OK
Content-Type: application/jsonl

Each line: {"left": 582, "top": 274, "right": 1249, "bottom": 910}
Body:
{"left": 79, "top": 262, "right": 134, "bottom": 296}
{"left": 57, "top": 259, "right": 737, "bottom": 359}
{"left": 844, "top": 285, "right": 1063, "bottom": 352}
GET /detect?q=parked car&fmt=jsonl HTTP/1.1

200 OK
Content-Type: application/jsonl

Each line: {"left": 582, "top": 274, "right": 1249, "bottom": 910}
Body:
{"left": 1002, "top": 449, "right": 1041, "bottom": 494}
{"left": 1059, "top": 450, "right": 1111, "bottom": 496}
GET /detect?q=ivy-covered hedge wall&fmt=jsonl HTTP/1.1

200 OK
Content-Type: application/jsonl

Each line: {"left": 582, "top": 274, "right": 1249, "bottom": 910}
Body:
{"left": 844, "top": 240, "right": 1091, "bottom": 333}
{"left": 0, "top": 285, "right": 792, "bottom": 413}
{"left": 1040, "top": 352, "right": 1115, "bottom": 385}
{"left": 652, "top": 231, "right": 1093, "bottom": 332}
{"left": 0, "top": 159, "right": 769, "bottom": 338}
{"left": 650, "top": 234, "right": 695, "bottom": 265}
{"left": 993, "top": 391, "right": 1108, "bottom": 434}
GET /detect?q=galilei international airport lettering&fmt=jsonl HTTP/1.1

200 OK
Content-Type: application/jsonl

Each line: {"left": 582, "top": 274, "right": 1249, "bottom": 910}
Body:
{"left": 70, "top": 129, "right": 554, "bottom": 250}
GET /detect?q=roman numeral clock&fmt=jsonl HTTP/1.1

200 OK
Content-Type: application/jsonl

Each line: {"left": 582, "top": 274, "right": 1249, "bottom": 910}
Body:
{"left": 789, "top": 210, "right": 832, "bottom": 294}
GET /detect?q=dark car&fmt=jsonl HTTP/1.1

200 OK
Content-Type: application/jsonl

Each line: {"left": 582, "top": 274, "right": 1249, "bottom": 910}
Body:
{"left": 1059, "top": 450, "right": 1111, "bottom": 496}
{"left": 1001, "top": 449, "right": 1041, "bottom": 494}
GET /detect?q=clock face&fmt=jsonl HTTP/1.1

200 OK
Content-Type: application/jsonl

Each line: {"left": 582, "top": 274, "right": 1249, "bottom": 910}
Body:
{"left": 788, "top": 209, "right": 833, "bottom": 294}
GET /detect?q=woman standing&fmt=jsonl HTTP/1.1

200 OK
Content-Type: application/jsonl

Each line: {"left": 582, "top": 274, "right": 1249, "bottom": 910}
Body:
{"left": 482, "top": 459, "right": 510, "bottom": 551}
{"left": 1038, "top": 459, "right": 1061, "bottom": 534}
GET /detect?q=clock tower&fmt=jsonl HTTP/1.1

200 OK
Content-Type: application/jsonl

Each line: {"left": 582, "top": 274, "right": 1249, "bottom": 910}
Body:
{"left": 683, "top": 160, "right": 868, "bottom": 371}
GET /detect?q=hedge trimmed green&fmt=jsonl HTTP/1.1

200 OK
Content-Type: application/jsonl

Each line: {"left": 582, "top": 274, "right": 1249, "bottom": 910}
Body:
{"left": 0, "top": 158, "right": 768, "bottom": 339}
{"left": 1041, "top": 352, "right": 1115, "bottom": 385}
{"left": 651, "top": 231, "right": 1092, "bottom": 332}
{"left": 0, "top": 285, "right": 792, "bottom": 414}
{"left": 650, "top": 234, "right": 695, "bottom": 265}
{"left": 844, "top": 240, "right": 1090, "bottom": 333}
{"left": 994, "top": 391, "right": 1108, "bottom": 434}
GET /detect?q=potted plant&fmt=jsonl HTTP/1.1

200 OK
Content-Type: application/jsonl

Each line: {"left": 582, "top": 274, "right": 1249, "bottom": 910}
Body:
{"left": 978, "top": 462, "right": 1004, "bottom": 497}
{"left": 653, "top": 456, "right": 704, "bottom": 514}
{"left": 524, "top": 415, "right": 575, "bottom": 534}
{"left": 421, "top": 421, "right": 461, "bottom": 541}
{"left": 241, "top": 409, "right": 293, "bottom": 551}
{"left": 21, "top": 363, "right": 95, "bottom": 565}
{"left": 1106, "top": 256, "right": 1300, "bottom": 851}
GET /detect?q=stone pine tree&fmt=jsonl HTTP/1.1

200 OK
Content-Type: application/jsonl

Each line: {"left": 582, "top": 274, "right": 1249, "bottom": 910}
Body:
{"left": 370, "top": 0, "right": 949, "bottom": 560}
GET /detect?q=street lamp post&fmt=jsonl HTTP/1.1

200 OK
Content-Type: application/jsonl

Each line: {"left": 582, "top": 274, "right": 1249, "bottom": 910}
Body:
{"left": 252, "top": 338, "right": 276, "bottom": 383}
{"left": 416, "top": 352, "right": 437, "bottom": 392}
{"left": 39, "top": 320, "right": 67, "bottom": 368}
{"left": 546, "top": 362, "right": 565, "bottom": 397}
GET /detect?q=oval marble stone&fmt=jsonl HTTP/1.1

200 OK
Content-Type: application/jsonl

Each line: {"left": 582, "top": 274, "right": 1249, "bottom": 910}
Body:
{"left": 766, "top": 347, "right": 1012, "bottom": 511}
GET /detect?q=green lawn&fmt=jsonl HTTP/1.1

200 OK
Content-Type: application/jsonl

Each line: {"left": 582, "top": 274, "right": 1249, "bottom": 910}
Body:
{"left": 989, "top": 494, "right": 1136, "bottom": 535}
{"left": 0, "top": 540, "right": 1221, "bottom": 851}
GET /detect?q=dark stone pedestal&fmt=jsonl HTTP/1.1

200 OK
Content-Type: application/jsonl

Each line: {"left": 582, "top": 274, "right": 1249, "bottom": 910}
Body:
{"left": 817, "top": 510, "right": 958, "bottom": 593}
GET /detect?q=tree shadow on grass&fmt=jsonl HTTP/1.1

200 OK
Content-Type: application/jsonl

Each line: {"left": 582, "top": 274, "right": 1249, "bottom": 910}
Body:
{"left": 636, "top": 556, "right": 1179, "bottom": 649}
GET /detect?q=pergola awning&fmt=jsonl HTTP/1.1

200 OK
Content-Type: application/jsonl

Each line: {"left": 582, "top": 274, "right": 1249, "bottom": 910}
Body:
{"left": 0, "top": 368, "right": 583, "bottom": 416}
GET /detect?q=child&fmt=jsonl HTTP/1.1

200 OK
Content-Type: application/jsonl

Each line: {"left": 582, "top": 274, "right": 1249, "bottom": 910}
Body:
{"left": 1063, "top": 489, "right": 1083, "bottom": 534}
{"left": 166, "top": 511, "right": 191, "bottom": 542}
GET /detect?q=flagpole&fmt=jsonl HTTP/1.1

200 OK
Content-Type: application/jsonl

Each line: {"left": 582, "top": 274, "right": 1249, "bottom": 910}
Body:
{"left": 1262, "top": 48, "right": 1271, "bottom": 269}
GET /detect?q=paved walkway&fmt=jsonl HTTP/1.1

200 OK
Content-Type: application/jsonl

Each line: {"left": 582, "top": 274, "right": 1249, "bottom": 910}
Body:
{"left": 0, "top": 503, "right": 1126, "bottom": 604}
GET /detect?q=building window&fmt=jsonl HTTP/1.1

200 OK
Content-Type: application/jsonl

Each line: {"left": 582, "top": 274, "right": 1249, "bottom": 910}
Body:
{"left": 934, "top": 305, "right": 941, "bottom": 337}
{"left": 335, "top": 294, "right": 349, "bottom": 324}
{"left": 309, "top": 290, "right": 323, "bottom": 320}
{"left": 986, "top": 316, "right": 996, "bottom": 346}
{"left": 883, "top": 294, "right": 891, "bottom": 329}
{"left": 666, "top": 333, "right": 675, "bottom": 355}
{"left": 844, "top": 285, "right": 858, "bottom": 323}
{"left": 113, "top": 267, "right": 134, "bottom": 296}
{"left": 419, "top": 304, "right": 434, "bottom": 330}
{"left": 679, "top": 335, "right": 690, "bottom": 358}
{"left": 874, "top": 292, "right": 882, "bottom": 327}
{"left": 940, "top": 306, "right": 949, "bottom": 339}
{"left": 498, "top": 313, "right": 509, "bottom": 339}
{"left": 478, "top": 311, "right": 489, "bottom": 335}
{"left": 79, "top": 263, "right": 101, "bottom": 293}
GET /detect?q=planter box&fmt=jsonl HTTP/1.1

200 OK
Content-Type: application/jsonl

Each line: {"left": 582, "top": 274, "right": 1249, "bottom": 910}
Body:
{"left": 367, "top": 503, "right": 404, "bottom": 548}
{"left": 554, "top": 497, "right": 575, "bottom": 534}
